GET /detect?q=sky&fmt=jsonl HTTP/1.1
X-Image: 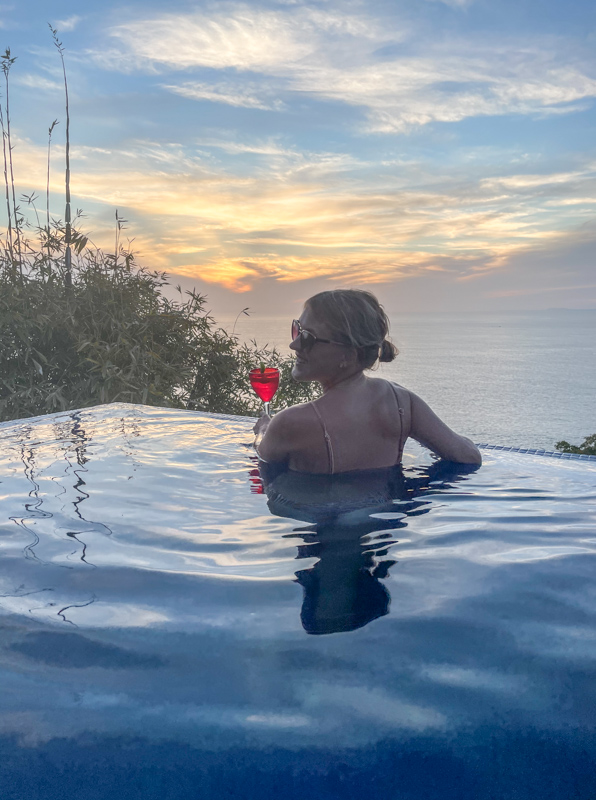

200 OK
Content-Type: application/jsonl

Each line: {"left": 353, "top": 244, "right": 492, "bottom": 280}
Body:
{"left": 2, "top": 0, "right": 596, "bottom": 316}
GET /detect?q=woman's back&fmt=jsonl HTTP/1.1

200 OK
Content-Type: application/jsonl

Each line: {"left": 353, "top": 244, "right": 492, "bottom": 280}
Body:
{"left": 285, "top": 377, "right": 408, "bottom": 474}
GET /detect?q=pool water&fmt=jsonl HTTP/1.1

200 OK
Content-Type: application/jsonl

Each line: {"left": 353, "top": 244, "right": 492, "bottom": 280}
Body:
{"left": 1, "top": 404, "right": 595, "bottom": 799}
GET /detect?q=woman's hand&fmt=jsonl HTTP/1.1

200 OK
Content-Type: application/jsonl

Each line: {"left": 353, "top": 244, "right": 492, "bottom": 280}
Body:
{"left": 253, "top": 413, "right": 271, "bottom": 436}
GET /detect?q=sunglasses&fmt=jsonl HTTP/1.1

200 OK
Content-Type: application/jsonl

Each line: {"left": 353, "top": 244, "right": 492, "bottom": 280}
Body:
{"left": 291, "top": 319, "right": 348, "bottom": 352}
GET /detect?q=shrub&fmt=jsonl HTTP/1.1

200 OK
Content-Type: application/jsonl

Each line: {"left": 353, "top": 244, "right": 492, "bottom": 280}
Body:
{"left": 0, "top": 230, "right": 319, "bottom": 423}
{"left": 555, "top": 435, "right": 596, "bottom": 456}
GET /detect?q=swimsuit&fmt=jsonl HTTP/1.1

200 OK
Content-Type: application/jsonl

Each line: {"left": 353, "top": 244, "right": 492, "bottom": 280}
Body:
{"left": 264, "top": 462, "right": 407, "bottom": 523}
{"left": 309, "top": 380, "right": 406, "bottom": 475}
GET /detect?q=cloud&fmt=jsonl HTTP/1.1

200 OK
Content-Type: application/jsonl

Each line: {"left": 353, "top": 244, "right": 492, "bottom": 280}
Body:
{"left": 424, "top": 0, "right": 475, "bottom": 7}
{"left": 172, "top": 252, "right": 439, "bottom": 291}
{"left": 9, "top": 131, "right": 596, "bottom": 296}
{"left": 482, "top": 171, "right": 584, "bottom": 190}
{"left": 545, "top": 197, "right": 596, "bottom": 206}
{"left": 14, "top": 74, "right": 62, "bottom": 92}
{"left": 163, "top": 81, "right": 284, "bottom": 111}
{"left": 54, "top": 15, "right": 82, "bottom": 32}
{"left": 286, "top": 54, "right": 596, "bottom": 133}
{"left": 109, "top": 7, "right": 316, "bottom": 71}
{"left": 487, "top": 282, "right": 596, "bottom": 299}
{"left": 97, "top": 5, "right": 596, "bottom": 132}
{"left": 195, "top": 138, "right": 298, "bottom": 157}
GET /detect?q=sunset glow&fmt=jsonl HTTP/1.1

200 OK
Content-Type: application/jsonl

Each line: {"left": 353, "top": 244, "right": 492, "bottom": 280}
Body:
{"left": 4, "top": 0, "right": 596, "bottom": 313}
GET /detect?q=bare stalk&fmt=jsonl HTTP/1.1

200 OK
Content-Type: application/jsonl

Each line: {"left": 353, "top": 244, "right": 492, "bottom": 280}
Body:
{"left": 49, "top": 25, "right": 72, "bottom": 290}
{"left": 115, "top": 209, "right": 119, "bottom": 267}
{"left": 22, "top": 192, "right": 41, "bottom": 228}
{"left": 232, "top": 307, "right": 250, "bottom": 335}
{"left": 114, "top": 209, "right": 128, "bottom": 268}
{"left": 0, "top": 98, "right": 13, "bottom": 265}
{"left": 1, "top": 49, "right": 21, "bottom": 271}
{"left": 46, "top": 119, "right": 58, "bottom": 264}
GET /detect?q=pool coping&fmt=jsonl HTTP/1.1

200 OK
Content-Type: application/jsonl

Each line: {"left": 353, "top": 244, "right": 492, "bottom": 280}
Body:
{"left": 475, "top": 444, "right": 596, "bottom": 461}
{"left": 2, "top": 404, "right": 595, "bottom": 462}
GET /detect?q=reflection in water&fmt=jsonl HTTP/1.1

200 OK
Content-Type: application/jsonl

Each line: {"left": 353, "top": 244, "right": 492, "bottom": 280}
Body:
{"left": 294, "top": 526, "right": 397, "bottom": 634}
{"left": 0, "top": 409, "right": 135, "bottom": 623}
{"left": 7, "top": 423, "right": 51, "bottom": 563}
{"left": 260, "top": 461, "right": 479, "bottom": 635}
{"left": 57, "top": 594, "right": 98, "bottom": 626}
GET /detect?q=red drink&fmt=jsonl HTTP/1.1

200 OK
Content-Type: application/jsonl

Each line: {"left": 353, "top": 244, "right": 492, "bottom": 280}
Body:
{"left": 249, "top": 367, "right": 280, "bottom": 404}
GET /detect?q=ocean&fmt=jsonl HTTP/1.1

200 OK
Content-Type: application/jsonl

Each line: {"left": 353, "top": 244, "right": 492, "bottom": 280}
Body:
{"left": 215, "top": 310, "right": 596, "bottom": 452}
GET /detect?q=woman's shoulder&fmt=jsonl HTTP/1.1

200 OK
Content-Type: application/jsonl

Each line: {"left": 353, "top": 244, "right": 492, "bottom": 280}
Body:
{"left": 266, "top": 402, "right": 315, "bottom": 434}
{"left": 366, "top": 376, "right": 411, "bottom": 402}
{"left": 365, "top": 375, "right": 407, "bottom": 390}
{"left": 383, "top": 378, "right": 407, "bottom": 391}
{"left": 257, "top": 402, "right": 318, "bottom": 465}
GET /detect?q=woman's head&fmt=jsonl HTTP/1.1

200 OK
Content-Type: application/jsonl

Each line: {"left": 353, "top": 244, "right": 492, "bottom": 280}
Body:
{"left": 303, "top": 289, "right": 397, "bottom": 369}
{"left": 289, "top": 288, "right": 398, "bottom": 385}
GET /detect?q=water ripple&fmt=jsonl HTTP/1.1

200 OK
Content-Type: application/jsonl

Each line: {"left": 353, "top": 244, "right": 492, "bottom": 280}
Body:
{"left": 1, "top": 403, "right": 596, "bottom": 799}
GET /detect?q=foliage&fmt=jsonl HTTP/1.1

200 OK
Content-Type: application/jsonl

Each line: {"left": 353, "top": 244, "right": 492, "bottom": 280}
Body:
{"left": 0, "top": 35, "right": 319, "bottom": 424}
{"left": 0, "top": 232, "right": 319, "bottom": 423}
{"left": 555, "top": 434, "right": 596, "bottom": 456}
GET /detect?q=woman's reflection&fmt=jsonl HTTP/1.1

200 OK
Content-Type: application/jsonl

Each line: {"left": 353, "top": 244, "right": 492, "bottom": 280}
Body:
{"left": 258, "top": 460, "right": 479, "bottom": 635}
{"left": 294, "top": 522, "right": 397, "bottom": 635}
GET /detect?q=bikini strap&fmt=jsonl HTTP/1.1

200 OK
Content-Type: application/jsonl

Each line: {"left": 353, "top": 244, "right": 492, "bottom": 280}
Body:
{"left": 389, "top": 382, "right": 406, "bottom": 463}
{"left": 310, "top": 402, "right": 335, "bottom": 475}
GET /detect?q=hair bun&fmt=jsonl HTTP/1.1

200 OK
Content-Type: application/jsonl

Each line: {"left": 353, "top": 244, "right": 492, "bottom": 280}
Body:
{"left": 379, "top": 339, "right": 398, "bottom": 363}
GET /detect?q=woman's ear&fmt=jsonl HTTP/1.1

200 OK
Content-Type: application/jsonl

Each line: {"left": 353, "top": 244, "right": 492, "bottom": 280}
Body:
{"left": 339, "top": 348, "right": 358, "bottom": 369}
{"left": 346, "top": 347, "right": 360, "bottom": 368}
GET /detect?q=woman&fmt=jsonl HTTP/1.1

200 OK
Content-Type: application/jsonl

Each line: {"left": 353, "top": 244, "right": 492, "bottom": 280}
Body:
{"left": 254, "top": 289, "right": 481, "bottom": 472}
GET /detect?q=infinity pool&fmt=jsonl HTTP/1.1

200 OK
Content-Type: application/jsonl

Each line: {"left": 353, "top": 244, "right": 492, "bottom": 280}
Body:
{"left": 1, "top": 404, "right": 595, "bottom": 799}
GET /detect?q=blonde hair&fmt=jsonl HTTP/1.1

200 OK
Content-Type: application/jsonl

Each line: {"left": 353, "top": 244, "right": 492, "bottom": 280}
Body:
{"left": 305, "top": 289, "right": 398, "bottom": 369}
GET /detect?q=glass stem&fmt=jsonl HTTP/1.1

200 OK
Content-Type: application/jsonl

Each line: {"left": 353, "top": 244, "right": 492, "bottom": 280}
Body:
{"left": 263, "top": 401, "right": 270, "bottom": 416}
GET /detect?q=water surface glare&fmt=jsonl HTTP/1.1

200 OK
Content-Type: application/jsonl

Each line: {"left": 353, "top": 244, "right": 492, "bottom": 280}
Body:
{"left": 0, "top": 403, "right": 595, "bottom": 799}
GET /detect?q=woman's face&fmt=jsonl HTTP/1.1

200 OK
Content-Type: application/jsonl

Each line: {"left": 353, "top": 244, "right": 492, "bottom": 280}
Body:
{"left": 290, "top": 305, "right": 357, "bottom": 385}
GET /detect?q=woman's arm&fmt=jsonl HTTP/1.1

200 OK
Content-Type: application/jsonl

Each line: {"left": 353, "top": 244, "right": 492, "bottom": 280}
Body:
{"left": 254, "top": 408, "right": 298, "bottom": 464}
{"left": 408, "top": 391, "right": 482, "bottom": 465}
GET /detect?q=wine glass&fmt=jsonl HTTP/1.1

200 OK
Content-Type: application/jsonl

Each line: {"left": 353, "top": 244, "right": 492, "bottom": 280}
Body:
{"left": 249, "top": 366, "right": 280, "bottom": 417}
